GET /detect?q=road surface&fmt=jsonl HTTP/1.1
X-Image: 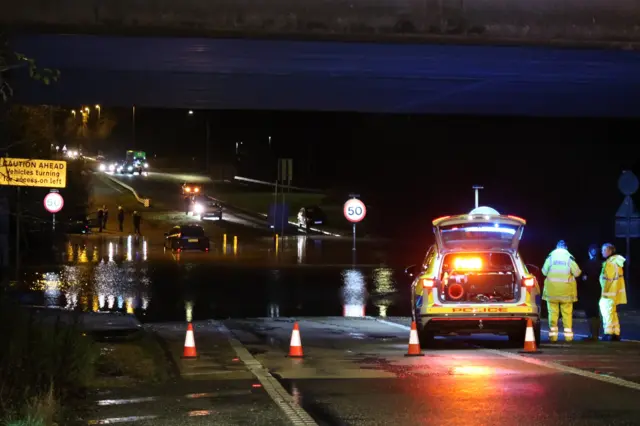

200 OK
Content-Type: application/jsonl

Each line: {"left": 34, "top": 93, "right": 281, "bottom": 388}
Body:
{"left": 21, "top": 166, "right": 640, "bottom": 425}
{"left": 81, "top": 317, "right": 640, "bottom": 425}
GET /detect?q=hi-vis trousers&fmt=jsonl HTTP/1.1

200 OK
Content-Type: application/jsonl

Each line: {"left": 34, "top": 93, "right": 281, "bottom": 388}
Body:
{"left": 547, "top": 301, "right": 574, "bottom": 342}
{"left": 599, "top": 298, "right": 620, "bottom": 336}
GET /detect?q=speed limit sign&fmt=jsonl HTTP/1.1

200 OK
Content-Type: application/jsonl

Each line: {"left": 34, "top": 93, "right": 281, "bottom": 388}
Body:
{"left": 344, "top": 198, "right": 366, "bottom": 223}
{"left": 44, "top": 192, "right": 64, "bottom": 213}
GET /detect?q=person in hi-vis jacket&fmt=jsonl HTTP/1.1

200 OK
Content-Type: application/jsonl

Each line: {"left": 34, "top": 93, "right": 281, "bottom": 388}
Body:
{"left": 542, "top": 240, "right": 582, "bottom": 343}
{"left": 599, "top": 243, "right": 627, "bottom": 341}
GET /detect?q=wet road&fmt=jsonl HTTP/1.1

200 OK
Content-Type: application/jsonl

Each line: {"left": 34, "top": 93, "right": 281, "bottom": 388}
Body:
{"left": 83, "top": 318, "right": 640, "bottom": 425}
{"left": 21, "top": 168, "right": 640, "bottom": 425}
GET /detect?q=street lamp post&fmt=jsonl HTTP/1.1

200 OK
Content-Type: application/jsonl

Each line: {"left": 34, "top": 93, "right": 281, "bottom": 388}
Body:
{"left": 95, "top": 104, "right": 101, "bottom": 120}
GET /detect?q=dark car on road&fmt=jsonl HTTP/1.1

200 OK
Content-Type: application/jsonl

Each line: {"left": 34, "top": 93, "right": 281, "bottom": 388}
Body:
{"left": 164, "top": 225, "right": 210, "bottom": 252}
{"left": 190, "top": 196, "right": 223, "bottom": 221}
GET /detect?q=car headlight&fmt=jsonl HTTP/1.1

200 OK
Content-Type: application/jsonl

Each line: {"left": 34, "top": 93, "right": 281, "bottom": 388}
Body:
{"left": 127, "top": 166, "right": 133, "bottom": 171}
{"left": 98, "top": 164, "right": 106, "bottom": 171}
{"left": 144, "top": 163, "right": 149, "bottom": 168}
{"left": 194, "top": 203, "right": 204, "bottom": 214}
{"left": 108, "top": 164, "right": 115, "bottom": 171}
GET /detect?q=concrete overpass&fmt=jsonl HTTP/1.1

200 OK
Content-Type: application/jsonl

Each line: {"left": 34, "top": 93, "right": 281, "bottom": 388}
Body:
{"left": 8, "top": 34, "right": 640, "bottom": 116}
{"left": 1, "top": 0, "right": 640, "bottom": 45}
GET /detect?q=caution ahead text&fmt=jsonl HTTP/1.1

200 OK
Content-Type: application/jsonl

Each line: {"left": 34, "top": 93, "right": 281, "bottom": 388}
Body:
{"left": 0, "top": 157, "right": 67, "bottom": 188}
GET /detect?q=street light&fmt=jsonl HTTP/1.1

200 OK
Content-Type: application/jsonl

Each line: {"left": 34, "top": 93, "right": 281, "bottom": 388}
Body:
{"left": 95, "top": 104, "right": 101, "bottom": 120}
{"left": 188, "top": 110, "right": 194, "bottom": 115}
{"left": 71, "top": 110, "right": 76, "bottom": 117}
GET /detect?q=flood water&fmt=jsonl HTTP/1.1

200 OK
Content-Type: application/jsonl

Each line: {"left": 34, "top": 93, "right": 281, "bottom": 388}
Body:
{"left": 15, "top": 234, "right": 412, "bottom": 322}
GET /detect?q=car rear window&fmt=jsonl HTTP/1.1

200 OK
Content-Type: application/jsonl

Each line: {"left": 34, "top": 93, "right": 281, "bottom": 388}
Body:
{"left": 181, "top": 226, "right": 205, "bottom": 237}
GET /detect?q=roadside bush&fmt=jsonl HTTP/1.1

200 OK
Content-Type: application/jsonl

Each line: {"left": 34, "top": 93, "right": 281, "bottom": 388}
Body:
{"left": 0, "top": 300, "right": 97, "bottom": 425}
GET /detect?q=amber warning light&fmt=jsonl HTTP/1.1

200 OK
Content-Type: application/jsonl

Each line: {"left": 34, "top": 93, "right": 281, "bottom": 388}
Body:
{"left": 454, "top": 257, "right": 482, "bottom": 270}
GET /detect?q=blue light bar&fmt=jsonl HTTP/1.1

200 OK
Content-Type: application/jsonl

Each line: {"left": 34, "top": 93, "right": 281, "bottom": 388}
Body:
{"left": 444, "top": 226, "right": 516, "bottom": 235}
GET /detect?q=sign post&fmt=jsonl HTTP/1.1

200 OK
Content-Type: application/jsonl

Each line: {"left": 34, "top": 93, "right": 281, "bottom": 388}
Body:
{"left": 615, "top": 170, "right": 640, "bottom": 305}
{"left": 344, "top": 196, "right": 366, "bottom": 252}
{"left": 44, "top": 191, "right": 64, "bottom": 231}
{"left": 472, "top": 185, "right": 483, "bottom": 209}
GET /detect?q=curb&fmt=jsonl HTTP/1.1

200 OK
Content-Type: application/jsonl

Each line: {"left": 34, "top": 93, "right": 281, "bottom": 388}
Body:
{"left": 103, "top": 173, "right": 151, "bottom": 207}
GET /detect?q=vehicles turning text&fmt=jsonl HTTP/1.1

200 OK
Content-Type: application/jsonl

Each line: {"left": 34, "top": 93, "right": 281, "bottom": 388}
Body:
{"left": 407, "top": 206, "right": 542, "bottom": 348}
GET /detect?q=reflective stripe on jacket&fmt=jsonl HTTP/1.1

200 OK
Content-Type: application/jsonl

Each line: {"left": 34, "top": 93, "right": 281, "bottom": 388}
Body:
{"left": 600, "top": 254, "right": 627, "bottom": 305}
{"left": 542, "top": 248, "right": 581, "bottom": 302}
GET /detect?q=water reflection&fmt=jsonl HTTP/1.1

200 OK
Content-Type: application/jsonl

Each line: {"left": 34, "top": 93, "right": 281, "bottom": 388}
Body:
{"left": 342, "top": 269, "right": 366, "bottom": 317}
{"left": 372, "top": 268, "right": 395, "bottom": 318}
{"left": 185, "top": 300, "right": 194, "bottom": 322}
{"left": 297, "top": 236, "right": 306, "bottom": 264}
{"left": 25, "top": 236, "right": 408, "bottom": 321}
{"left": 28, "top": 237, "right": 150, "bottom": 317}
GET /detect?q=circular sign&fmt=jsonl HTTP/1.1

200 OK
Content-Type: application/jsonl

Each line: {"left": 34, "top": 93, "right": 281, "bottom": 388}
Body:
{"left": 344, "top": 198, "right": 366, "bottom": 223}
{"left": 618, "top": 170, "right": 639, "bottom": 196}
{"left": 44, "top": 192, "right": 64, "bottom": 213}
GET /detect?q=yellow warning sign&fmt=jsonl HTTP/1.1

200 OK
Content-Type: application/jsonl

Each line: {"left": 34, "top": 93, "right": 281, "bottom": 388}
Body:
{"left": 0, "top": 157, "right": 67, "bottom": 188}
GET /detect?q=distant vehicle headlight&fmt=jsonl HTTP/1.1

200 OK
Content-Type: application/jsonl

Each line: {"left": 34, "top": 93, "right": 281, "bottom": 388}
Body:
{"left": 108, "top": 164, "right": 116, "bottom": 171}
{"left": 194, "top": 203, "right": 204, "bottom": 214}
{"left": 144, "top": 163, "right": 149, "bottom": 168}
{"left": 127, "top": 166, "right": 133, "bottom": 171}
{"left": 98, "top": 164, "right": 106, "bottom": 171}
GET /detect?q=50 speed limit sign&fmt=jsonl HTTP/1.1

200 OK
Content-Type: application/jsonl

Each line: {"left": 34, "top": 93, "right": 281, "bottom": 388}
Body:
{"left": 44, "top": 192, "right": 64, "bottom": 213}
{"left": 344, "top": 198, "right": 366, "bottom": 223}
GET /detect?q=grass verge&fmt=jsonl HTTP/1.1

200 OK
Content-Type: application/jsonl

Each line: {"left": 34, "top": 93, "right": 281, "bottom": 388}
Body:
{"left": 92, "top": 332, "right": 172, "bottom": 388}
{"left": 0, "top": 300, "right": 172, "bottom": 425}
{"left": 0, "top": 301, "right": 97, "bottom": 425}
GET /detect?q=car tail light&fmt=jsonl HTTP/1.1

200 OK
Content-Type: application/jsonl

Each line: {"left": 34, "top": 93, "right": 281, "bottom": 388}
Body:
{"left": 522, "top": 277, "right": 535, "bottom": 287}
{"left": 422, "top": 278, "right": 435, "bottom": 289}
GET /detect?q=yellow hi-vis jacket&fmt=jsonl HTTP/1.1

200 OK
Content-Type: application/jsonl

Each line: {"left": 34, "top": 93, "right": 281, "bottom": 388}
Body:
{"left": 542, "top": 248, "right": 582, "bottom": 302}
{"left": 600, "top": 254, "right": 627, "bottom": 305}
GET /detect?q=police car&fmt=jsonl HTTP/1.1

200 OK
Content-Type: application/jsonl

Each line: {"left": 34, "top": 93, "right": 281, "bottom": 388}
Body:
{"left": 407, "top": 206, "right": 541, "bottom": 348}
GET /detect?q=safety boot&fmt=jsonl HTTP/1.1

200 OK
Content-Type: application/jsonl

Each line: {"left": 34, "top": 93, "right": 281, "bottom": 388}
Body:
{"left": 587, "top": 318, "right": 600, "bottom": 342}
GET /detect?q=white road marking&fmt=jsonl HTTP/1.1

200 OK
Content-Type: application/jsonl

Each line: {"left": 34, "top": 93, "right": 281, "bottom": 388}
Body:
{"left": 363, "top": 317, "right": 640, "bottom": 392}
{"left": 96, "top": 397, "right": 156, "bottom": 406}
{"left": 217, "top": 323, "right": 319, "bottom": 426}
{"left": 88, "top": 415, "right": 157, "bottom": 424}
{"left": 484, "top": 349, "right": 640, "bottom": 392}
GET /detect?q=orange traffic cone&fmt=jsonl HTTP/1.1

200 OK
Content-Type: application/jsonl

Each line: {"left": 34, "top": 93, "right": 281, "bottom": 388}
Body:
{"left": 519, "top": 318, "right": 542, "bottom": 354}
{"left": 405, "top": 321, "right": 425, "bottom": 357}
{"left": 287, "top": 322, "right": 304, "bottom": 358}
{"left": 182, "top": 322, "right": 198, "bottom": 359}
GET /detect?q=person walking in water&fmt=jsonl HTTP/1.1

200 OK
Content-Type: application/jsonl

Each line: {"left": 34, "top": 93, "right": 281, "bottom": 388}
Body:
{"left": 103, "top": 205, "right": 109, "bottom": 230}
{"left": 133, "top": 211, "right": 142, "bottom": 236}
{"left": 97, "top": 206, "right": 104, "bottom": 233}
{"left": 117, "top": 206, "right": 125, "bottom": 232}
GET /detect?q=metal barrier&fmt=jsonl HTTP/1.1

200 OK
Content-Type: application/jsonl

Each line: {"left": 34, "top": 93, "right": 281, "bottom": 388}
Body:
{"left": 103, "top": 174, "right": 151, "bottom": 207}
{"left": 234, "top": 176, "right": 324, "bottom": 194}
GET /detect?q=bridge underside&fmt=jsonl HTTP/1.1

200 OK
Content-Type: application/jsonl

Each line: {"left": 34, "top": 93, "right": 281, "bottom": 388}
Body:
{"left": 9, "top": 34, "right": 640, "bottom": 116}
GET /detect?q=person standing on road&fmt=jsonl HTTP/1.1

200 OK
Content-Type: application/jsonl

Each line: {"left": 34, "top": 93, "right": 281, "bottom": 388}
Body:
{"left": 542, "top": 240, "right": 582, "bottom": 343}
{"left": 97, "top": 206, "right": 104, "bottom": 233}
{"left": 581, "top": 244, "right": 603, "bottom": 341}
{"left": 133, "top": 211, "right": 142, "bottom": 236}
{"left": 103, "top": 205, "right": 109, "bottom": 230}
{"left": 117, "top": 206, "right": 125, "bottom": 232}
{"left": 599, "top": 243, "right": 627, "bottom": 341}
